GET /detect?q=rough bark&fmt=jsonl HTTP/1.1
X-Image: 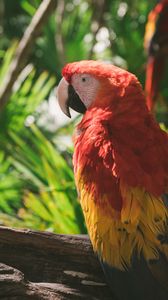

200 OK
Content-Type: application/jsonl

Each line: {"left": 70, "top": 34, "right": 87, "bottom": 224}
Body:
{"left": 0, "top": 226, "right": 114, "bottom": 299}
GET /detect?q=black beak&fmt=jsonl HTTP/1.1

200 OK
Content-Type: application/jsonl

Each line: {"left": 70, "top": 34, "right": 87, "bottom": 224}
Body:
{"left": 67, "top": 85, "right": 86, "bottom": 115}
{"left": 57, "top": 77, "right": 86, "bottom": 118}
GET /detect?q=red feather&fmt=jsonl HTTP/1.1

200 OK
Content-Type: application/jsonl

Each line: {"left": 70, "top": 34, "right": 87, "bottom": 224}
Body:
{"left": 75, "top": 106, "right": 168, "bottom": 201}
{"left": 60, "top": 60, "right": 168, "bottom": 298}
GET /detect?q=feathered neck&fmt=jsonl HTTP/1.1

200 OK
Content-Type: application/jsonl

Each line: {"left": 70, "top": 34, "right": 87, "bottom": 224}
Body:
{"left": 74, "top": 95, "right": 168, "bottom": 197}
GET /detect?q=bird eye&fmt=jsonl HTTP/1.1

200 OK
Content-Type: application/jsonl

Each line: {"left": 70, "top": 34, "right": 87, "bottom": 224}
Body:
{"left": 82, "top": 77, "right": 86, "bottom": 82}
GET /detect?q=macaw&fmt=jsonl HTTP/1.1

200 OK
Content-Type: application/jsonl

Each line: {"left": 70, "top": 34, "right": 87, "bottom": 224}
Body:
{"left": 57, "top": 60, "right": 168, "bottom": 300}
{"left": 144, "top": 0, "right": 168, "bottom": 110}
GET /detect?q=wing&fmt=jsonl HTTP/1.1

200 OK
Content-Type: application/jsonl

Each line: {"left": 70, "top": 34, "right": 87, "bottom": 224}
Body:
{"left": 73, "top": 111, "right": 168, "bottom": 299}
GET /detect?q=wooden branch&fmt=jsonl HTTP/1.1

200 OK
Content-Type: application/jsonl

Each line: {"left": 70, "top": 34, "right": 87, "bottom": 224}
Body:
{"left": 88, "top": 0, "right": 107, "bottom": 59}
{"left": 0, "top": 226, "right": 113, "bottom": 299}
{"left": 0, "top": 0, "right": 57, "bottom": 110}
{"left": 55, "top": 0, "right": 66, "bottom": 67}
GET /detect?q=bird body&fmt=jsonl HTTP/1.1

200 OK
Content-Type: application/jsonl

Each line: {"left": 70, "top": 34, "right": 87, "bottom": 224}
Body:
{"left": 57, "top": 60, "right": 168, "bottom": 299}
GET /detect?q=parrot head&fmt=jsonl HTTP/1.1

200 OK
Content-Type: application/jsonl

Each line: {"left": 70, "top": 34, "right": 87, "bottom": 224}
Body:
{"left": 57, "top": 60, "right": 145, "bottom": 118}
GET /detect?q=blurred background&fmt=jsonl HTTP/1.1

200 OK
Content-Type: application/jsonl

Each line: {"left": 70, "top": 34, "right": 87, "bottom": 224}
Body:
{"left": 0, "top": 0, "right": 167, "bottom": 234}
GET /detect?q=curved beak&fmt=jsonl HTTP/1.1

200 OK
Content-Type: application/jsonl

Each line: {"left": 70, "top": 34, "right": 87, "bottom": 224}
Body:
{"left": 57, "top": 77, "right": 71, "bottom": 118}
{"left": 57, "top": 77, "right": 86, "bottom": 118}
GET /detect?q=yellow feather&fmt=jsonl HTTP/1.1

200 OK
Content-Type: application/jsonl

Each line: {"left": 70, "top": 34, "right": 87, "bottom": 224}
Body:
{"left": 120, "top": 181, "right": 142, "bottom": 225}
{"left": 77, "top": 168, "right": 167, "bottom": 270}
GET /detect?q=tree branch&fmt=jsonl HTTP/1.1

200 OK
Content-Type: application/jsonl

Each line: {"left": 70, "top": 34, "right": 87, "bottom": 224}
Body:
{"left": 0, "top": 0, "right": 57, "bottom": 110}
{"left": 0, "top": 226, "right": 113, "bottom": 299}
{"left": 55, "top": 0, "right": 66, "bottom": 67}
{"left": 88, "top": 0, "right": 107, "bottom": 59}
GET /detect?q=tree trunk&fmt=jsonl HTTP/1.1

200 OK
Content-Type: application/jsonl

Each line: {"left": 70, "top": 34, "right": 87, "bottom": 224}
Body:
{"left": 0, "top": 226, "right": 114, "bottom": 299}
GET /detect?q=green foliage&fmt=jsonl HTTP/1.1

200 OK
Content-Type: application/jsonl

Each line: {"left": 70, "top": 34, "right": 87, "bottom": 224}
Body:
{"left": 0, "top": 151, "right": 22, "bottom": 214}
{"left": 0, "top": 44, "right": 56, "bottom": 137}
{"left": 9, "top": 125, "right": 85, "bottom": 233}
{"left": 0, "top": 41, "right": 85, "bottom": 233}
{"left": 1, "top": 1, "right": 156, "bottom": 80}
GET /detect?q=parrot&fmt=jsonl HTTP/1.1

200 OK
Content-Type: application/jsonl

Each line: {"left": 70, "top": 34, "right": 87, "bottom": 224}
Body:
{"left": 144, "top": 0, "right": 168, "bottom": 111}
{"left": 57, "top": 60, "right": 168, "bottom": 300}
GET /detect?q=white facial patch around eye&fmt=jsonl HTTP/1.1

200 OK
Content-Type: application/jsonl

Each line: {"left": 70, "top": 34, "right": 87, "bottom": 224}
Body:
{"left": 71, "top": 73, "right": 100, "bottom": 108}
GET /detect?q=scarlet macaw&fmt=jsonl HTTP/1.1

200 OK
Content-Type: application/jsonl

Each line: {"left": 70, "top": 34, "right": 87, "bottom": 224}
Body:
{"left": 144, "top": 0, "right": 168, "bottom": 110}
{"left": 57, "top": 60, "right": 168, "bottom": 300}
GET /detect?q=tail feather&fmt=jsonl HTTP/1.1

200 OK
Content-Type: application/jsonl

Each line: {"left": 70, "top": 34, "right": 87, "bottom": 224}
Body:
{"left": 99, "top": 190, "right": 168, "bottom": 300}
{"left": 101, "top": 255, "right": 168, "bottom": 300}
{"left": 148, "top": 254, "right": 168, "bottom": 291}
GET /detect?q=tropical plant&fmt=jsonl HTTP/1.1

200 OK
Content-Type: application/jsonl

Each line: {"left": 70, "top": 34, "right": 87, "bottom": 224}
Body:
{"left": 9, "top": 125, "right": 85, "bottom": 233}
{"left": 0, "top": 41, "right": 85, "bottom": 233}
{"left": 0, "top": 150, "right": 22, "bottom": 214}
